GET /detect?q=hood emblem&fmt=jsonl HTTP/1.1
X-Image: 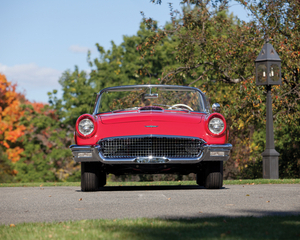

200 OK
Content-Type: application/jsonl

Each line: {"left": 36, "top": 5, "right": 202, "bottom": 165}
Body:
{"left": 145, "top": 125, "right": 158, "bottom": 128}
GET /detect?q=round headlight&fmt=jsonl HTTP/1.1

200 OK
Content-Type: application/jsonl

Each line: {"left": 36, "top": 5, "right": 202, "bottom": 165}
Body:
{"left": 208, "top": 117, "right": 224, "bottom": 134}
{"left": 78, "top": 118, "right": 94, "bottom": 136}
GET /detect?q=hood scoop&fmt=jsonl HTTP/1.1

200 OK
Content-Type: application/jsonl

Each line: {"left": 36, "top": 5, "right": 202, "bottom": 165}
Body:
{"left": 139, "top": 106, "right": 164, "bottom": 112}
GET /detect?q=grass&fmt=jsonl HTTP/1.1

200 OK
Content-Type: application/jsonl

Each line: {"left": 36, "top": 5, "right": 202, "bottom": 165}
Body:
{"left": 1, "top": 179, "right": 299, "bottom": 239}
{"left": 1, "top": 216, "right": 300, "bottom": 240}
{"left": 0, "top": 178, "right": 299, "bottom": 188}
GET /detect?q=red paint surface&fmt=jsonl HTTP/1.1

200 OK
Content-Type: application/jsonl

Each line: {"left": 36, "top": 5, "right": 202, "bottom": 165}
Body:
{"left": 75, "top": 110, "right": 228, "bottom": 145}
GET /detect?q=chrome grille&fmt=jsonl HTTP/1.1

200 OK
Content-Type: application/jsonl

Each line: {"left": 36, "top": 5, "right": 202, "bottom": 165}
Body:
{"left": 99, "top": 136, "right": 204, "bottom": 159}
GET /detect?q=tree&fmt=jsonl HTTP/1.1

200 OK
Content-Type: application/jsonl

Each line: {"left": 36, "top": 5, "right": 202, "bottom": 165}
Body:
{"left": 14, "top": 103, "right": 75, "bottom": 182}
{"left": 48, "top": 22, "right": 180, "bottom": 125}
{"left": 140, "top": 0, "right": 300, "bottom": 178}
{"left": 0, "top": 73, "right": 26, "bottom": 165}
{"left": 0, "top": 74, "right": 77, "bottom": 182}
{"left": 4, "top": 0, "right": 298, "bottom": 181}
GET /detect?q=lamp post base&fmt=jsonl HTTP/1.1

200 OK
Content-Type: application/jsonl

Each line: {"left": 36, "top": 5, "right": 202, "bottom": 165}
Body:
{"left": 262, "top": 149, "right": 279, "bottom": 179}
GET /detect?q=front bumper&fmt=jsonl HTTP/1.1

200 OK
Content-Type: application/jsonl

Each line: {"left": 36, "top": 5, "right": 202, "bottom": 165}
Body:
{"left": 70, "top": 143, "right": 232, "bottom": 164}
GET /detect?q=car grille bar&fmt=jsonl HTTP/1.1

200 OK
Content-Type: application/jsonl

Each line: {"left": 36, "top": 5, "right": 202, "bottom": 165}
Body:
{"left": 99, "top": 136, "right": 205, "bottom": 159}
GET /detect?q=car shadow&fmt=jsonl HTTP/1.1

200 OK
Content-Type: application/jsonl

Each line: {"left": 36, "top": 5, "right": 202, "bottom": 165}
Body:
{"left": 76, "top": 185, "right": 228, "bottom": 192}
{"left": 93, "top": 215, "right": 300, "bottom": 240}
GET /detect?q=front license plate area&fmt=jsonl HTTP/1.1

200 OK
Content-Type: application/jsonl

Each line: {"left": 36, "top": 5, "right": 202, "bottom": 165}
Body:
{"left": 134, "top": 157, "right": 169, "bottom": 163}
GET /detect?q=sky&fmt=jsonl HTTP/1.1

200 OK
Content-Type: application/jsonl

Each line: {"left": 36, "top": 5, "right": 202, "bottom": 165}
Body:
{"left": 0, "top": 0, "right": 250, "bottom": 103}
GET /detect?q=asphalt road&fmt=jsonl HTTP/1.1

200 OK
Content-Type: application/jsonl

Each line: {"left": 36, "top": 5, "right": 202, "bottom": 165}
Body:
{"left": 0, "top": 184, "right": 300, "bottom": 225}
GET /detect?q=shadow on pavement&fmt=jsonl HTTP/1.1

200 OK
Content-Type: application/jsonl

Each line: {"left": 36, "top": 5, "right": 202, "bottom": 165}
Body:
{"left": 76, "top": 185, "right": 229, "bottom": 192}
{"left": 71, "top": 215, "right": 300, "bottom": 240}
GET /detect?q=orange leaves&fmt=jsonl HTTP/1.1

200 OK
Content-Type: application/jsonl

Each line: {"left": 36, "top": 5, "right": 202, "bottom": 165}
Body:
{"left": 6, "top": 147, "right": 24, "bottom": 163}
{"left": 0, "top": 74, "right": 20, "bottom": 107}
{"left": 31, "top": 102, "right": 45, "bottom": 114}
{"left": 5, "top": 125, "right": 26, "bottom": 143}
{"left": 2, "top": 142, "right": 9, "bottom": 148}
{"left": 0, "top": 74, "right": 27, "bottom": 163}
{"left": 1, "top": 73, "right": 51, "bottom": 168}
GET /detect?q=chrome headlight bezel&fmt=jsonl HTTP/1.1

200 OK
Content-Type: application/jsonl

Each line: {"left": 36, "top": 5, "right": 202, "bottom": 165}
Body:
{"left": 76, "top": 114, "right": 97, "bottom": 138}
{"left": 208, "top": 117, "right": 225, "bottom": 135}
{"left": 78, "top": 118, "right": 95, "bottom": 136}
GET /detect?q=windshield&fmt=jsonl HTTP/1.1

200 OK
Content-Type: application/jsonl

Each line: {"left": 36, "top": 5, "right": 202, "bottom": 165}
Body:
{"left": 97, "top": 86, "right": 206, "bottom": 113}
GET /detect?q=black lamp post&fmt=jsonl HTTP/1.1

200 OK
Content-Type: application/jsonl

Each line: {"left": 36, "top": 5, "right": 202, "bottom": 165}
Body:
{"left": 255, "top": 41, "right": 281, "bottom": 179}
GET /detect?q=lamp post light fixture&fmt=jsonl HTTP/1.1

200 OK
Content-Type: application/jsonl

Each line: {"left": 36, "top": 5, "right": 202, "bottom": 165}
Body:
{"left": 255, "top": 41, "right": 281, "bottom": 179}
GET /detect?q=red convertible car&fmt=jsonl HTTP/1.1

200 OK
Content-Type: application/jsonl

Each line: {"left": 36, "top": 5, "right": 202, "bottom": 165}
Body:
{"left": 70, "top": 85, "right": 232, "bottom": 191}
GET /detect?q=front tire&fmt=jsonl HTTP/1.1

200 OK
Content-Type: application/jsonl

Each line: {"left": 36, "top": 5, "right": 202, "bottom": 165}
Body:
{"left": 81, "top": 162, "right": 106, "bottom": 192}
{"left": 204, "top": 161, "right": 223, "bottom": 189}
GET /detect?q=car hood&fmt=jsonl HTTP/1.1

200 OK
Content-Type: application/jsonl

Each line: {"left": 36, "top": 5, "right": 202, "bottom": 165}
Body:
{"left": 96, "top": 111, "right": 206, "bottom": 139}
{"left": 99, "top": 111, "right": 203, "bottom": 124}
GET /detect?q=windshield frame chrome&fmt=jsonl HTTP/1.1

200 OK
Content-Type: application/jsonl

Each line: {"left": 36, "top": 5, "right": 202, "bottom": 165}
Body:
{"left": 93, "top": 84, "right": 210, "bottom": 115}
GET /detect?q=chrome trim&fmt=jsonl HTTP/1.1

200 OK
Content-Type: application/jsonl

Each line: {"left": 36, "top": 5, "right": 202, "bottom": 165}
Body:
{"left": 70, "top": 142, "right": 232, "bottom": 163}
{"left": 134, "top": 157, "right": 169, "bottom": 163}
{"left": 202, "top": 143, "right": 232, "bottom": 161}
{"left": 99, "top": 85, "right": 205, "bottom": 94}
{"left": 210, "top": 152, "right": 225, "bottom": 156}
{"left": 93, "top": 84, "right": 209, "bottom": 115}
{"left": 70, "top": 145, "right": 92, "bottom": 149}
{"left": 205, "top": 143, "right": 232, "bottom": 149}
{"left": 78, "top": 152, "right": 93, "bottom": 158}
{"left": 212, "top": 103, "right": 220, "bottom": 112}
{"left": 98, "top": 135, "right": 205, "bottom": 160}
{"left": 97, "top": 150, "right": 204, "bottom": 164}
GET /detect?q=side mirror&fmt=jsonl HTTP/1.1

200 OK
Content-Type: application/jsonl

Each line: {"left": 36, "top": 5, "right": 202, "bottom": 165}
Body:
{"left": 212, "top": 103, "right": 220, "bottom": 112}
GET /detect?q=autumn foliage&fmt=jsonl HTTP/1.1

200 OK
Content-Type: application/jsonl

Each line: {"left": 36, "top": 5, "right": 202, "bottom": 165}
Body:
{"left": 0, "top": 74, "right": 26, "bottom": 163}
{"left": 0, "top": 74, "right": 50, "bottom": 163}
{"left": 139, "top": 0, "right": 300, "bottom": 178}
{"left": 0, "top": 73, "right": 75, "bottom": 182}
{"left": 1, "top": 0, "right": 300, "bottom": 182}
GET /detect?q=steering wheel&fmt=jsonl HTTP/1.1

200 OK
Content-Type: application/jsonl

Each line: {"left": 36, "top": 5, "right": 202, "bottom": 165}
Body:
{"left": 168, "top": 104, "right": 194, "bottom": 111}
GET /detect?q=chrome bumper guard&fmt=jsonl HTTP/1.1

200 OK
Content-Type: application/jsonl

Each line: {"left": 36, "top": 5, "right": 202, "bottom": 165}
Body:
{"left": 70, "top": 143, "right": 232, "bottom": 164}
